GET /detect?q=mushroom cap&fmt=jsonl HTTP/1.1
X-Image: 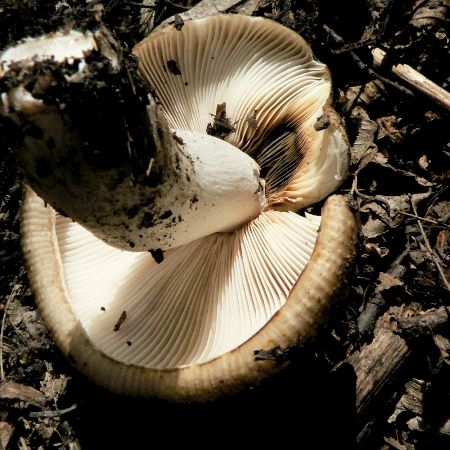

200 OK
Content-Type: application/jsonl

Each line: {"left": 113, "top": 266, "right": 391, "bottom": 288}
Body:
{"left": 134, "top": 14, "right": 349, "bottom": 210}
{"left": 21, "top": 188, "right": 357, "bottom": 401}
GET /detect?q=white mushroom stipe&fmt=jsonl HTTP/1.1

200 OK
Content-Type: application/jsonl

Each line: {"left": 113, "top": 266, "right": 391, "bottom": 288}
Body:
{"left": 0, "top": 30, "right": 97, "bottom": 73}
{"left": 0, "top": 31, "right": 98, "bottom": 115}
{"left": 135, "top": 15, "right": 349, "bottom": 210}
{"left": 5, "top": 90, "right": 265, "bottom": 250}
{"left": 0, "top": 30, "right": 266, "bottom": 251}
{"left": 144, "top": 129, "right": 266, "bottom": 242}
{"left": 54, "top": 207, "right": 319, "bottom": 369}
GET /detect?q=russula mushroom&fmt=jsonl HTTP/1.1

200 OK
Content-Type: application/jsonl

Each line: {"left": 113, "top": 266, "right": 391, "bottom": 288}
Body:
{"left": 3, "top": 16, "right": 358, "bottom": 401}
{"left": 134, "top": 15, "right": 349, "bottom": 210}
{"left": 21, "top": 189, "right": 356, "bottom": 400}
{"left": 0, "top": 29, "right": 265, "bottom": 251}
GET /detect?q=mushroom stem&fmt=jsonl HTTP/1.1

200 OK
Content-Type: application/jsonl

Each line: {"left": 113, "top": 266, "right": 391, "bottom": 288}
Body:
{"left": 0, "top": 30, "right": 265, "bottom": 251}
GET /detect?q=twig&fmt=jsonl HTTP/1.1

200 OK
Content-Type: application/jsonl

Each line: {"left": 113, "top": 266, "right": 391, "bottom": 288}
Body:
{"left": 124, "top": 1, "right": 156, "bottom": 7}
{"left": 398, "top": 306, "right": 450, "bottom": 338}
{"left": 160, "top": 0, "right": 191, "bottom": 9}
{"left": 29, "top": 403, "right": 77, "bottom": 418}
{"left": 351, "top": 175, "right": 392, "bottom": 215}
{"left": 357, "top": 246, "right": 410, "bottom": 336}
{"left": 126, "top": 0, "right": 190, "bottom": 9}
{"left": 152, "top": 0, "right": 261, "bottom": 32}
{"left": 411, "top": 199, "right": 450, "bottom": 293}
{"left": 372, "top": 48, "right": 450, "bottom": 112}
{"left": 323, "top": 25, "right": 415, "bottom": 98}
{"left": 397, "top": 210, "right": 450, "bottom": 229}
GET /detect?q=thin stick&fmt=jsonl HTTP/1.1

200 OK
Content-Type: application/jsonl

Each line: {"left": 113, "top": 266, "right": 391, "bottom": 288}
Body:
{"left": 397, "top": 210, "right": 450, "bottom": 229}
{"left": 126, "top": 0, "right": 190, "bottom": 9}
{"left": 372, "top": 48, "right": 450, "bottom": 112}
{"left": 29, "top": 403, "right": 78, "bottom": 418}
{"left": 125, "top": 1, "right": 156, "bottom": 7}
{"left": 411, "top": 199, "right": 450, "bottom": 293}
{"left": 351, "top": 175, "right": 392, "bottom": 214}
{"left": 323, "top": 25, "right": 415, "bottom": 98}
{"left": 19, "top": 437, "right": 30, "bottom": 450}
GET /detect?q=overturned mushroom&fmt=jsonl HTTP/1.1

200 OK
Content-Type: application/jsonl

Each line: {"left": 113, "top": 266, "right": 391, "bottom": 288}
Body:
{"left": 3, "top": 17, "right": 357, "bottom": 401}
{"left": 22, "top": 190, "right": 356, "bottom": 400}
{"left": 134, "top": 15, "right": 349, "bottom": 210}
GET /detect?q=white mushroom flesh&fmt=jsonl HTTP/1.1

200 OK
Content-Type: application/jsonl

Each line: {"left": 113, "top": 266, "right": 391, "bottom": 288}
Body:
{"left": 53, "top": 208, "right": 320, "bottom": 369}
{"left": 0, "top": 31, "right": 98, "bottom": 115}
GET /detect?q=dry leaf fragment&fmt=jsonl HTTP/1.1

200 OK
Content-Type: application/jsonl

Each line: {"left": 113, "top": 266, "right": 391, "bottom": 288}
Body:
{"left": 351, "top": 111, "right": 379, "bottom": 167}
{"left": 361, "top": 216, "right": 388, "bottom": 239}
{"left": 418, "top": 155, "right": 430, "bottom": 170}
{"left": 40, "top": 364, "right": 69, "bottom": 403}
{"left": 436, "top": 230, "right": 449, "bottom": 253}
{"left": 365, "top": 242, "right": 390, "bottom": 257}
{"left": 377, "top": 116, "right": 404, "bottom": 143}
{"left": 375, "top": 272, "right": 404, "bottom": 293}
{"left": 410, "top": 0, "right": 449, "bottom": 28}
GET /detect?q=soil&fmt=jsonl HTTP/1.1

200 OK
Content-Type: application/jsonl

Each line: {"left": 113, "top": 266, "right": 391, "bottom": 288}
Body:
{"left": 0, "top": 1, "right": 449, "bottom": 449}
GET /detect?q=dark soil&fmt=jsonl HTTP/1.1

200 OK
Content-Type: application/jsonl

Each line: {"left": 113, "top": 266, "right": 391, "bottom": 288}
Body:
{"left": 1, "top": 1, "right": 449, "bottom": 449}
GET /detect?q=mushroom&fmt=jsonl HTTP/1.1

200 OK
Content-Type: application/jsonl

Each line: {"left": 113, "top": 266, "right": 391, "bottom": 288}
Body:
{"left": 21, "top": 189, "right": 357, "bottom": 401}
{"left": 0, "top": 29, "right": 266, "bottom": 251}
{"left": 3, "top": 16, "right": 357, "bottom": 401}
{"left": 134, "top": 15, "right": 349, "bottom": 211}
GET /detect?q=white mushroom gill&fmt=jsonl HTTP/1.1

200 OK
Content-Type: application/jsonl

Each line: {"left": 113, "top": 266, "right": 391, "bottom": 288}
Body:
{"left": 135, "top": 15, "right": 349, "bottom": 210}
{"left": 52, "top": 206, "right": 320, "bottom": 369}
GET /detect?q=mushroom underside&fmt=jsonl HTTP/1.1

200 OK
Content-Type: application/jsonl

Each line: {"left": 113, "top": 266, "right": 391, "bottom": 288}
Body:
{"left": 22, "top": 189, "right": 357, "bottom": 400}
{"left": 9, "top": 16, "right": 357, "bottom": 401}
{"left": 23, "top": 188, "right": 320, "bottom": 369}
{"left": 135, "top": 15, "right": 349, "bottom": 209}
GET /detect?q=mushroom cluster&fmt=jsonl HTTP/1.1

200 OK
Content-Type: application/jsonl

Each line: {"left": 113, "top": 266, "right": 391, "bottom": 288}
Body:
{"left": 1, "top": 15, "right": 357, "bottom": 401}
